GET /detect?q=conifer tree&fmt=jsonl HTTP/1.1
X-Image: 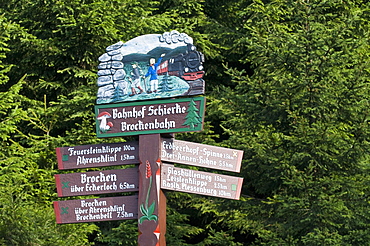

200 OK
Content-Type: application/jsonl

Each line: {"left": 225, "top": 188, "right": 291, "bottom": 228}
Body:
{"left": 158, "top": 74, "right": 174, "bottom": 92}
{"left": 209, "top": 0, "right": 370, "bottom": 244}
{"left": 183, "top": 99, "right": 202, "bottom": 129}
{"left": 0, "top": 0, "right": 217, "bottom": 244}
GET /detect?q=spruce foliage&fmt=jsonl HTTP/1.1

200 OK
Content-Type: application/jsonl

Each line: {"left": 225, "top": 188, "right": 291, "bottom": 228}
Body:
{"left": 1, "top": 0, "right": 370, "bottom": 245}
{"left": 210, "top": 0, "right": 370, "bottom": 244}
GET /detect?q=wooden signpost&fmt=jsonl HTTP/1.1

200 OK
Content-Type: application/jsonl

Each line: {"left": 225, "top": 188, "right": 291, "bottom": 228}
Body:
{"left": 53, "top": 31, "right": 244, "bottom": 246}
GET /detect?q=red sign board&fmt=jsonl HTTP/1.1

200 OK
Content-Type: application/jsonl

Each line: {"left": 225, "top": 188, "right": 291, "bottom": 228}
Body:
{"left": 95, "top": 97, "right": 206, "bottom": 137}
{"left": 161, "top": 138, "right": 243, "bottom": 172}
{"left": 53, "top": 195, "right": 138, "bottom": 224}
{"left": 56, "top": 141, "right": 139, "bottom": 170}
{"left": 55, "top": 167, "right": 139, "bottom": 197}
{"left": 161, "top": 163, "right": 243, "bottom": 200}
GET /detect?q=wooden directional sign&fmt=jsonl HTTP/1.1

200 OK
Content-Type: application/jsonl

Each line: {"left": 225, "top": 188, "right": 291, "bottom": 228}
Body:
{"left": 55, "top": 167, "right": 139, "bottom": 197}
{"left": 161, "top": 163, "right": 243, "bottom": 200}
{"left": 56, "top": 141, "right": 139, "bottom": 170}
{"left": 161, "top": 138, "right": 243, "bottom": 173}
{"left": 95, "top": 97, "right": 205, "bottom": 138}
{"left": 53, "top": 195, "right": 138, "bottom": 224}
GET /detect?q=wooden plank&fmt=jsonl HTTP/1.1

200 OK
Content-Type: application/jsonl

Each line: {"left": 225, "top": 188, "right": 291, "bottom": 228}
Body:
{"left": 55, "top": 167, "right": 139, "bottom": 197}
{"left": 56, "top": 141, "right": 139, "bottom": 170}
{"left": 161, "top": 163, "right": 243, "bottom": 200}
{"left": 161, "top": 138, "right": 243, "bottom": 173}
{"left": 95, "top": 97, "right": 205, "bottom": 138}
{"left": 53, "top": 195, "right": 138, "bottom": 224}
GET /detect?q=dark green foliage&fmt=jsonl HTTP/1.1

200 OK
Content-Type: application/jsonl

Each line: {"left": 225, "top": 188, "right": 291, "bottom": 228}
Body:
{"left": 208, "top": 0, "right": 370, "bottom": 244}
{"left": 94, "top": 221, "right": 138, "bottom": 246}
{"left": 0, "top": 194, "right": 97, "bottom": 245}
{"left": 1, "top": 0, "right": 370, "bottom": 245}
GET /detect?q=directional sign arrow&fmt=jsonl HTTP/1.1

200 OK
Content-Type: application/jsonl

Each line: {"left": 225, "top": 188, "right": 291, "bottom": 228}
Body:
{"left": 55, "top": 167, "right": 139, "bottom": 197}
{"left": 161, "top": 163, "right": 243, "bottom": 200}
{"left": 161, "top": 138, "right": 244, "bottom": 172}
{"left": 53, "top": 195, "right": 138, "bottom": 224}
{"left": 56, "top": 141, "right": 139, "bottom": 170}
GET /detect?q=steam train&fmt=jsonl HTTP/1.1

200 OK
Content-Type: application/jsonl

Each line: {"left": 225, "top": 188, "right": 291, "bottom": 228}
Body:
{"left": 157, "top": 44, "right": 205, "bottom": 81}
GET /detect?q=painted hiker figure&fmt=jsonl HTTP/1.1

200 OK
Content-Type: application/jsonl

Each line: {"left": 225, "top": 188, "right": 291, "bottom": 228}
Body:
{"left": 144, "top": 53, "right": 165, "bottom": 93}
{"left": 129, "top": 62, "right": 144, "bottom": 96}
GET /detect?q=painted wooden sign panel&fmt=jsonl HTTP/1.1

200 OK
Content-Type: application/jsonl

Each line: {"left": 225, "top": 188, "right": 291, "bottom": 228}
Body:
{"left": 53, "top": 195, "right": 138, "bottom": 224}
{"left": 161, "top": 138, "right": 243, "bottom": 173}
{"left": 96, "top": 30, "right": 205, "bottom": 104}
{"left": 56, "top": 141, "right": 139, "bottom": 170}
{"left": 161, "top": 163, "right": 243, "bottom": 200}
{"left": 55, "top": 167, "right": 139, "bottom": 197}
{"left": 95, "top": 97, "right": 205, "bottom": 137}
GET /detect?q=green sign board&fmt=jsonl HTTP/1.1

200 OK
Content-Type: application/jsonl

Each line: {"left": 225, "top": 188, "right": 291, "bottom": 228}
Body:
{"left": 95, "top": 97, "right": 205, "bottom": 137}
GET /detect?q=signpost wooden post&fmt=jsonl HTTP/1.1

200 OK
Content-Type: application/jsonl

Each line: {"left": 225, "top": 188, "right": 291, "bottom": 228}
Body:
{"left": 138, "top": 134, "right": 166, "bottom": 246}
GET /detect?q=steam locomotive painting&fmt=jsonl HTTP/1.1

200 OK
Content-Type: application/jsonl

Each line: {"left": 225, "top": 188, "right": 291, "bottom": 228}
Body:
{"left": 96, "top": 31, "right": 206, "bottom": 104}
{"left": 157, "top": 44, "right": 205, "bottom": 81}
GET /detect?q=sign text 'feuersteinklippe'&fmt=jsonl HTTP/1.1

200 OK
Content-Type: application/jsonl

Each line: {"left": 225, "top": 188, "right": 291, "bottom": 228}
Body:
{"left": 56, "top": 141, "right": 139, "bottom": 170}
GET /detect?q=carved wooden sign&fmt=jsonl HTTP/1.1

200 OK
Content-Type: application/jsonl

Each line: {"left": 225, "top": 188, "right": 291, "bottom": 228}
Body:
{"left": 96, "top": 30, "right": 205, "bottom": 104}
{"left": 161, "top": 163, "right": 243, "bottom": 200}
{"left": 56, "top": 141, "right": 139, "bottom": 170}
{"left": 55, "top": 167, "right": 139, "bottom": 197}
{"left": 53, "top": 31, "right": 246, "bottom": 246}
{"left": 53, "top": 195, "right": 138, "bottom": 224}
{"left": 161, "top": 138, "right": 243, "bottom": 173}
{"left": 95, "top": 97, "right": 205, "bottom": 137}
